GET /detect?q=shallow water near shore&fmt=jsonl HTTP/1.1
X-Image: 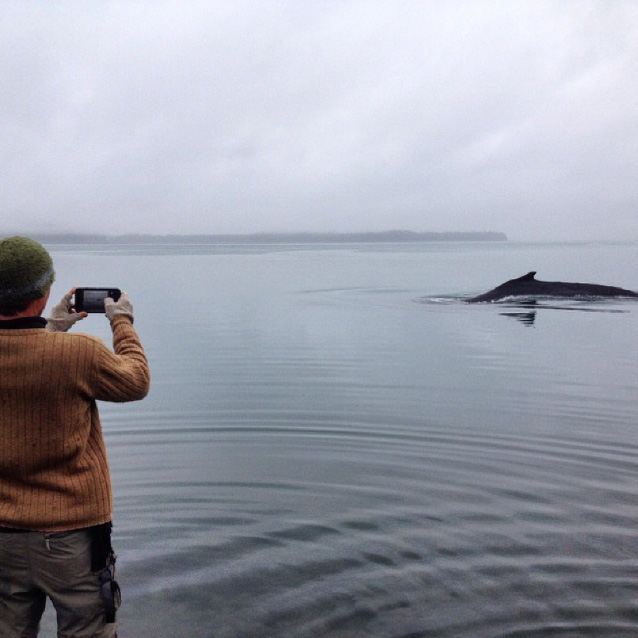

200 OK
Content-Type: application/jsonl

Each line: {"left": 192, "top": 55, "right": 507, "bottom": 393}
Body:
{"left": 39, "top": 240, "right": 638, "bottom": 637}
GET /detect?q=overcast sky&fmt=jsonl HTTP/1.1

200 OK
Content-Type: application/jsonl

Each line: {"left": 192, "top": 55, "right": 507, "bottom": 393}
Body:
{"left": 1, "top": 1, "right": 637, "bottom": 241}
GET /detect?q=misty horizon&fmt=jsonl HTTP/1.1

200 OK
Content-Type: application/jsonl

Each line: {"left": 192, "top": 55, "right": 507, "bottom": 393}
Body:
{"left": 6, "top": 229, "right": 508, "bottom": 245}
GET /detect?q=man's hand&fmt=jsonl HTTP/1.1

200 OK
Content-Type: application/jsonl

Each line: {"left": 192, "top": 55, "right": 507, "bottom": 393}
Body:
{"left": 104, "top": 291, "right": 134, "bottom": 323}
{"left": 45, "top": 288, "right": 87, "bottom": 332}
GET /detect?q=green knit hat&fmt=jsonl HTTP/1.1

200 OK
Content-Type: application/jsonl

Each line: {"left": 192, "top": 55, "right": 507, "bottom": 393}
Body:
{"left": 0, "top": 236, "right": 55, "bottom": 304}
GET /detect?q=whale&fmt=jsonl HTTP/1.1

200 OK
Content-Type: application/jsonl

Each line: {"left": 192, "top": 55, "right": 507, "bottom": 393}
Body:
{"left": 467, "top": 271, "right": 638, "bottom": 303}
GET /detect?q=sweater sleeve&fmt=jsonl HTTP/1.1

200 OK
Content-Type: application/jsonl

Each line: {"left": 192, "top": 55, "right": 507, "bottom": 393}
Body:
{"left": 93, "top": 316, "right": 151, "bottom": 402}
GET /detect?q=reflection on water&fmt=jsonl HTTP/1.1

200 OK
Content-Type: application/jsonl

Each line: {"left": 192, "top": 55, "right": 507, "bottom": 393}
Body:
{"left": 501, "top": 310, "right": 537, "bottom": 325}
{"left": 38, "top": 242, "right": 638, "bottom": 637}
{"left": 497, "top": 301, "right": 630, "bottom": 327}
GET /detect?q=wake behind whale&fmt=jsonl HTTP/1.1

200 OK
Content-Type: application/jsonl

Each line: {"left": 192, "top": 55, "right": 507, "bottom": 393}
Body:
{"left": 467, "top": 271, "right": 638, "bottom": 303}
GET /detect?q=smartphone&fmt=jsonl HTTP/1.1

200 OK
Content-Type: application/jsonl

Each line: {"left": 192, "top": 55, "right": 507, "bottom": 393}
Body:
{"left": 74, "top": 288, "right": 121, "bottom": 313}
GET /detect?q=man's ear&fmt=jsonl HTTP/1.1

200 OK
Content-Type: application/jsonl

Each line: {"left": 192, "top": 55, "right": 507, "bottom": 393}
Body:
{"left": 33, "top": 288, "right": 51, "bottom": 316}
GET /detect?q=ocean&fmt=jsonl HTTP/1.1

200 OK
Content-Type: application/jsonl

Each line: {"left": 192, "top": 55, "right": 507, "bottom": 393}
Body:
{"left": 39, "top": 240, "right": 638, "bottom": 637}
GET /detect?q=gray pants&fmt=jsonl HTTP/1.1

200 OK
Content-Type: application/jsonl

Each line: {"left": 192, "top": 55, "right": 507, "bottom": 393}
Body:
{"left": 0, "top": 529, "right": 118, "bottom": 638}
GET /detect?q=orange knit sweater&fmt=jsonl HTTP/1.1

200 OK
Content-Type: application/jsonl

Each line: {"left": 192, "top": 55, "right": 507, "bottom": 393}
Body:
{"left": 0, "top": 316, "right": 150, "bottom": 532}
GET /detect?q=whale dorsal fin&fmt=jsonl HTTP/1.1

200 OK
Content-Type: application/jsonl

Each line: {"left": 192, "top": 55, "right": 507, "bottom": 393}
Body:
{"left": 517, "top": 271, "right": 537, "bottom": 282}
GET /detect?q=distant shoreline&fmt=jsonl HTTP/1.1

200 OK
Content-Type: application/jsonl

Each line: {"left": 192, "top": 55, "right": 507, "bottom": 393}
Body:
{"left": 24, "top": 230, "right": 507, "bottom": 244}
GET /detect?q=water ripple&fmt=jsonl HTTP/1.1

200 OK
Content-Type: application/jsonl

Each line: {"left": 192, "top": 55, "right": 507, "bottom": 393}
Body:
{"left": 107, "top": 417, "right": 638, "bottom": 637}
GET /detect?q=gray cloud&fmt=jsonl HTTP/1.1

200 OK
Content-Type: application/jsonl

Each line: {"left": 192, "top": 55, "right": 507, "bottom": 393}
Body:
{"left": 1, "top": 0, "right": 637, "bottom": 240}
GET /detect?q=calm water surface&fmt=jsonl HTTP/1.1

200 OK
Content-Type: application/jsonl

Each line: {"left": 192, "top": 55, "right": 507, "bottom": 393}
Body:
{"left": 40, "top": 241, "right": 638, "bottom": 637}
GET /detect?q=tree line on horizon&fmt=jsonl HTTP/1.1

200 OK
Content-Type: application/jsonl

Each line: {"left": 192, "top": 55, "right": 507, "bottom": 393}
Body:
{"left": 18, "top": 230, "right": 508, "bottom": 244}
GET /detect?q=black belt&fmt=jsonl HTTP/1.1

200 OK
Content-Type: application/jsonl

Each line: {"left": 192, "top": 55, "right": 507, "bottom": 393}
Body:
{"left": 0, "top": 527, "right": 29, "bottom": 533}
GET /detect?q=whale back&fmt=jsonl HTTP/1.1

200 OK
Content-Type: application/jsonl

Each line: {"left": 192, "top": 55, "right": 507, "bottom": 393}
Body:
{"left": 467, "top": 271, "right": 638, "bottom": 302}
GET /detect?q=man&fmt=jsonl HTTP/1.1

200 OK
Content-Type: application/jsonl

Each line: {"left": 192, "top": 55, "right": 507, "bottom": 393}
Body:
{"left": 0, "top": 236, "right": 150, "bottom": 637}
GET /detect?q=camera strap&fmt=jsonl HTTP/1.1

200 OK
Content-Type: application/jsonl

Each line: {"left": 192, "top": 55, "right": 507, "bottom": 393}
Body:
{"left": 90, "top": 522, "right": 121, "bottom": 623}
